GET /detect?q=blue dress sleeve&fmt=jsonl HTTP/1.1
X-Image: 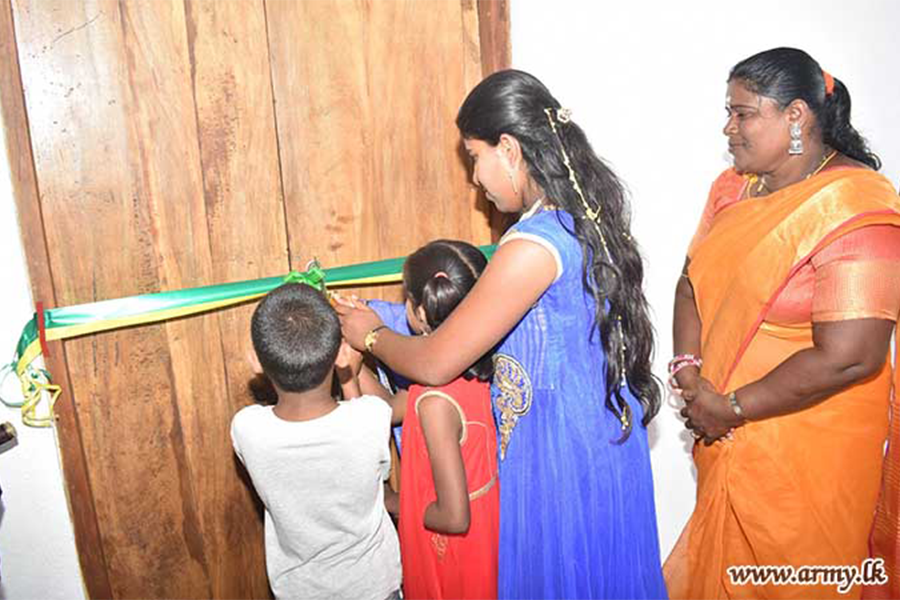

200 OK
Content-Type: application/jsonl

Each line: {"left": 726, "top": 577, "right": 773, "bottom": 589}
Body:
{"left": 360, "top": 299, "right": 410, "bottom": 452}
{"left": 367, "top": 300, "right": 412, "bottom": 335}
{"left": 504, "top": 210, "right": 580, "bottom": 282}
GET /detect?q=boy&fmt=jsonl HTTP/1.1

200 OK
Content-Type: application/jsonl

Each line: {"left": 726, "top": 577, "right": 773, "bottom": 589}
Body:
{"left": 231, "top": 283, "right": 401, "bottom": 599}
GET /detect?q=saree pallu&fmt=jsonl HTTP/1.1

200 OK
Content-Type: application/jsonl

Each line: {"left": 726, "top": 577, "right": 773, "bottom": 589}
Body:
{"left": 664, "top": 168, "right": 900, "bottom": 599}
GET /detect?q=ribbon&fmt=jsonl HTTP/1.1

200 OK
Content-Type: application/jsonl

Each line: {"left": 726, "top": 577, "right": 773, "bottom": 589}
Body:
{"left": 1, "top": 246, "right": 497, "bottom": 427}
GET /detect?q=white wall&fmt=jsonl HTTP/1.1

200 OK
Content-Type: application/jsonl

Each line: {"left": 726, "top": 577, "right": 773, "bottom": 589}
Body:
{"left": 511, "top": 0, "right": 900, "bottom": 558}
{"left": 0, "top": 109, "right": 85, "bottom": 596}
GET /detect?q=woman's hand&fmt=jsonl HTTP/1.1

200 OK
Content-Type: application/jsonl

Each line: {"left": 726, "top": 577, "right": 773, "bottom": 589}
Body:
{"left": 680, "top": 377, "right": 743, "bottom": 444}
{"left": 335, "top": 300, "right": 384, "bottom": 351}
{"left": 672, "top": 365, "right": 701, "bottom": 401}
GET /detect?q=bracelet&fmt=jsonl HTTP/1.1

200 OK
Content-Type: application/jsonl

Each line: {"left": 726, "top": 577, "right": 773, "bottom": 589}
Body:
{"left": 668, "top": 353, "right": 701, "bottom": 374}
{"left": 363, "top": 325, "right": 388, "bottom": 353}
{"left": 668, "top": 355, "right": 702, "bottom": 389}
{"left": 727, "top": 391, "right": 745, "bottom": 420}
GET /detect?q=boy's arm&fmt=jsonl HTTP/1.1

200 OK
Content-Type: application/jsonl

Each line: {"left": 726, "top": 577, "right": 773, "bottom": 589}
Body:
{"left": 418, "top": 392, "right": 469, "bottom": 535}
{"left": 358, "top": 366, "right": 407, "bottom": 425}
{"left": 383, "top": 482, "right": 399, "bottom": 517}
{"left": 335, "top": 337, "right": 408, "bottom": 424}
{"left": 332, "top": 300, "right": 407, "bottom": 420}
{"left": 335, "top": 341, "right": 363, "bottom": 399}
{"left": 339, "top": 374, "right": 362, "bottom": 400}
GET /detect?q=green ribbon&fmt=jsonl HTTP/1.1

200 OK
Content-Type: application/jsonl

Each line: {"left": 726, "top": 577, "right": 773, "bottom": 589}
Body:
{"left": 8, "top": 243, "right": 497, "bottom": 384}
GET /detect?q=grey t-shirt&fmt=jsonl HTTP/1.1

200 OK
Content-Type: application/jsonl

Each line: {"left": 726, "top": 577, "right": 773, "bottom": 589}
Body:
{"left": 231, "top": 396, "right": 401, "bottom": 599}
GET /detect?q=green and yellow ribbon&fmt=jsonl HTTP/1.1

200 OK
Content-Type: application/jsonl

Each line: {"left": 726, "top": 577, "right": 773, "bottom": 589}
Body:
{"left": 2, "top": 246, "right": 496, "bottom": 427}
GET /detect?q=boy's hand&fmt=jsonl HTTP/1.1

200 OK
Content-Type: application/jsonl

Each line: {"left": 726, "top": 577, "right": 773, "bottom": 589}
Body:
{"left": 335, "top": 341, "right": 363, "bottom": 400}
{"left": 331, "top": 292, "right": 364, "bottom": 309}
{"left": 335, "top": 340, "right": 363, "bottom": 375}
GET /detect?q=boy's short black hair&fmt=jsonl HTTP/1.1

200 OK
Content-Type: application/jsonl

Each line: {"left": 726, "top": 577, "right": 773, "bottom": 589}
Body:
{"left": 251, "top": 283, "right": 341, "bottom": 393}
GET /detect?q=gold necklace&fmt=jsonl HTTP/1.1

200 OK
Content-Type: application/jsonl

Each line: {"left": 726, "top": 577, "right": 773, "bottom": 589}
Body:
{"left": 747, "top": 149, "right": 838, "bottom": 198}
{"left": 807, "top": 149, "right": 838, "bottom": 178}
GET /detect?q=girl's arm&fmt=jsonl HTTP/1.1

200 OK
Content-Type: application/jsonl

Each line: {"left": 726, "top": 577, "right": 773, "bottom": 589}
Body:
{"left": 417, "top": 391, "right": 469, "bottom": 534}
{"left": 338, "top": 239, "right": 557, "bottom": 385}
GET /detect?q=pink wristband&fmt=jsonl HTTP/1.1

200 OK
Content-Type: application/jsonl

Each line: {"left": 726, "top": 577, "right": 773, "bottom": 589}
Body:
{"left": 669, "top": 354, "right": 701, "bottom": 371}
{"left": 668, "top": 356, "right": 702, "bottom": 389}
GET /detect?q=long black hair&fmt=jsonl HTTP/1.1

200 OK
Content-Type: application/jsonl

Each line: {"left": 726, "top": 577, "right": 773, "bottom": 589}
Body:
{"left": 730, "top": 47, "right": 880, "bottom": 170}
{"left": 403, "top": 240, "right": 493, "bottom": 382}
{"left": 456, "top": 69, "right": 661, "bottom": 437}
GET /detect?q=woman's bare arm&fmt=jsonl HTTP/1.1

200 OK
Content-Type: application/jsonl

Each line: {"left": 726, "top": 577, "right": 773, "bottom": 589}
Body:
{"left": 683, "top": 318, "right": 894, "bottom": 440}
{"left": 737, "top": 317, "right": 893, "bottom": 419}
{"left": 338, "top": 239, "right": 557, "bottom": 385}
{"left": 673, "top": 257, "right": 703, "bottom": 392}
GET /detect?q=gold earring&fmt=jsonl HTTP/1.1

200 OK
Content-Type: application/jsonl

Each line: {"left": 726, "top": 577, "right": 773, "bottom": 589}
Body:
{"left": 506, "top": 167, "right": 519, "bottom": 195}
{"left": 497, "top": 148, "right": 519, "bottom": 195}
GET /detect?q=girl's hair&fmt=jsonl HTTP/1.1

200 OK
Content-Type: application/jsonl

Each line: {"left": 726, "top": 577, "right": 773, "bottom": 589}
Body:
{"left": 403, "top": 240, "right": 493, "bottom": 381}
{"left": 456, "top": 69, "right": 661, "bottom": 438}
{"left": 729, "top": 47, "right": 880, "bottom": 170}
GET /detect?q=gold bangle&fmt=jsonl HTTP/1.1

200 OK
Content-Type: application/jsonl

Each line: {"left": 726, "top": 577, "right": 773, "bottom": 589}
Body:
{"left": 364, "top": 325, "right": 388, "bottom": 353}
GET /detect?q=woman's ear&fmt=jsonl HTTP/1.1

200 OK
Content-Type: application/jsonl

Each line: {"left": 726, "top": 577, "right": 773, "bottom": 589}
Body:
{"left": 497, "top": 133, "right": 524, "bottom": 170}
{"left": 787, "top": 99, "right": 813, "bottom": 130}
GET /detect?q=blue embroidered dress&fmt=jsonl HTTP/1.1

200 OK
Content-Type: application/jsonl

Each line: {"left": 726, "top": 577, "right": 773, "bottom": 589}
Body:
{"left": 494, "top": 206, "right": 667, "bottom": 599}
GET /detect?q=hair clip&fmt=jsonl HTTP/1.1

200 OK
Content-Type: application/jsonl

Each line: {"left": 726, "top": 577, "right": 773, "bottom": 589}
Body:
{"left": 821, "top": 70, "right": 835, "bottom": 96}
{"left": 556, "top": 107, "right": 572, "bottom": 123}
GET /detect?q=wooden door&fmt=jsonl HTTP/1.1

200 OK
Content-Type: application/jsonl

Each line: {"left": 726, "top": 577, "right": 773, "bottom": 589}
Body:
{"left": 0, "top": 0, "right": 508, "bottom": 597}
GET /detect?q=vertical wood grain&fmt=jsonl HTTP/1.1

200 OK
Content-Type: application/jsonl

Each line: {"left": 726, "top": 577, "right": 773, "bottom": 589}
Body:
{"left": 0, "top": 0, "right": 112, "bottom": 596}
{"left": 474, "top": 0, "right": 513, "bottom": 238}
{"left": 12, "top": 0, "right": 215, "bottom": 596}
{"left": 477, "top": 0, "right": 510, "bottom": 78}
{"left": 461, "top": 0, "right": 502, "bottom": 239}
{"left": 5, "top": 0, "right": 510, "bottom": 596}
{"left": 266, "top": 0, "right": 492, "bottom": 302}
{"left": 184, "top": 0, "right": 283, "bottom": 595}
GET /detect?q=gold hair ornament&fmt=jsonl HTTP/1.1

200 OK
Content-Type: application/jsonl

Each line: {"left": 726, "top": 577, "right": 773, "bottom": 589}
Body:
{"left": 543, "top": 107, "right": 630, "bottom": 428}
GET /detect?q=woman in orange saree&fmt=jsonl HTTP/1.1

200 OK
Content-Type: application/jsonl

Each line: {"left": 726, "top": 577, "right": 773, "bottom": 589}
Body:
{"left": 665, "top": 48, "right": 900, "bottom": 599}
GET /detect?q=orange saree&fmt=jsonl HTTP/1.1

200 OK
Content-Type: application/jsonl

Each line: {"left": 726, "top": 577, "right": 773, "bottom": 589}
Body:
{"left": 664, "top": 167, "right": 900, "bottom": 599}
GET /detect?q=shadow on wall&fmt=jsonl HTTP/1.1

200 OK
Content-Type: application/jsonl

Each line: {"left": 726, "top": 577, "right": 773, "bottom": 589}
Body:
{"left": 648, "top": 393, "right": 699, "bottom": 484}
{"left": 0, "top": 423, "right": 17, "bottom": 531}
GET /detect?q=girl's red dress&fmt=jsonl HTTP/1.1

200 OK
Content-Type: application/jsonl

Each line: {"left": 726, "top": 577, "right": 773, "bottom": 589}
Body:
{"left": 399, "top": 376, "right": 499, "bottom": 599}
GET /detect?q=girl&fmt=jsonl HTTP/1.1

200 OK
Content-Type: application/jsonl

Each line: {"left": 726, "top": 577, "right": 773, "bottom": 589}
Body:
{"left": 343, "top": 239, "right": 499, "bottom": 600}
{"left": 338, "top": 70, "right": 667, "bottom": 599}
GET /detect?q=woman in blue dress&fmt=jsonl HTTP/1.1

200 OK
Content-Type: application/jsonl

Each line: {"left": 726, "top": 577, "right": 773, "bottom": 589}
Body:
{"left": 338, "top": 70, "right": 667, "bottom": 599}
